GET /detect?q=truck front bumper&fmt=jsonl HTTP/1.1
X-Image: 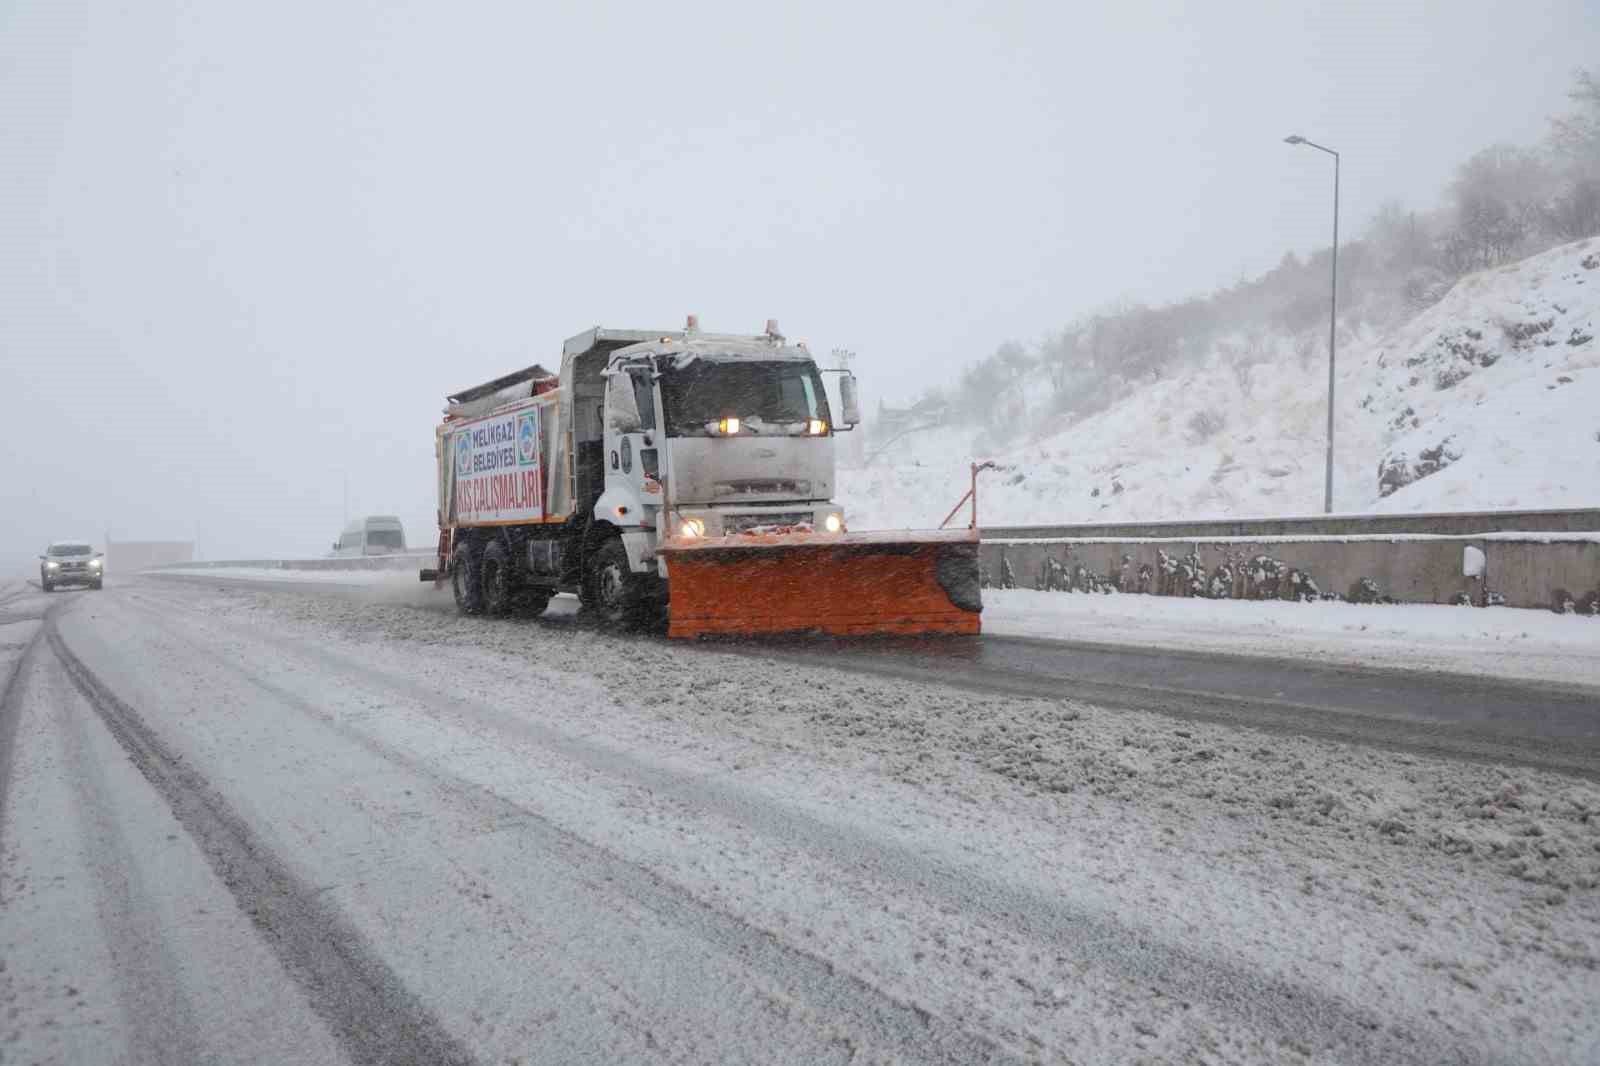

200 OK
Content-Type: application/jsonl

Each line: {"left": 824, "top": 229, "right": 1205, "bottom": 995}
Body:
{"left": 670, "top": 503, "right": 845, "bottom": 538}
{"left": 45, "top": 567, "right": 101, "bottom": 585}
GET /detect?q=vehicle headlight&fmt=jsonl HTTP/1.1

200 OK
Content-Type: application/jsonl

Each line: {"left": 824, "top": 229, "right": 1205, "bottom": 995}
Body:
{"left": 823, "top": 512, "right": 844, "bottom": 533}
{"left": 89, "top": 559, "right": 102, "bottom": 568}
{"left": 678, "top": 517, "right": 706, "bottom": 538}
{"left": 46, "top": 561, "right": 60, "bottom": 569}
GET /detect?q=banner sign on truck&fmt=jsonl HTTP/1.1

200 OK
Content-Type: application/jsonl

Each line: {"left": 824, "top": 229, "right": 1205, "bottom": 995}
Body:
{"left": 450, "top": 403, "right": 544, "bottom": 524}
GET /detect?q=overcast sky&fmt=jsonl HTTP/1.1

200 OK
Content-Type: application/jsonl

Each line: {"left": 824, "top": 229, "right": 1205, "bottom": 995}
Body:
{"left": 3, "top": 0, "right": 1595, "bottom": 564}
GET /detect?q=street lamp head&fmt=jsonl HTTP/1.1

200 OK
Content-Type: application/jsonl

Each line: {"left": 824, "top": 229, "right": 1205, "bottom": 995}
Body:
{"left": 1284, "top": 134, "right": 1306, "bottom": 145}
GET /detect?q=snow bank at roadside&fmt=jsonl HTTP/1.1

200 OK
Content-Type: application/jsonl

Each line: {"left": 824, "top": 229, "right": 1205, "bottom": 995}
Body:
{"left": 983, "top": 588, "right": 1600, "bottom": 686}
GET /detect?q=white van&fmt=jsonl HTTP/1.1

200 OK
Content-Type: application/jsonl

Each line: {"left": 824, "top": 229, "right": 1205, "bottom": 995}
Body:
{"left": 332, "top": 515, "right": 407, "bottom": 557}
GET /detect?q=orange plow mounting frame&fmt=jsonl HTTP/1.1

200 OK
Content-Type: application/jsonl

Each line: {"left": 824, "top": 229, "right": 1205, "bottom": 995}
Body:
{"left": 656, "top": 529, "right": 982, "bottom": 639}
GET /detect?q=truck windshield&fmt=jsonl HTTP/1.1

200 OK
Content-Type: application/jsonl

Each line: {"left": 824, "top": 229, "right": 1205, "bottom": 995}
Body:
{"left": 661, "top": 361, "right": 831, "bottom": 436}
{"left": 366, "top": 529, "right": 405, "bottom": 551}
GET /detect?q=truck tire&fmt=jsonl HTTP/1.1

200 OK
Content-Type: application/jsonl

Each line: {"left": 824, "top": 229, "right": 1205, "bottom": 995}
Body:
{"left": 91, "top": 580, "right": 103, "bottom": 590}
{"left": 481, "top": 541, "right": 514, "bottom": 617}
{"left": 452, "top": 540, "right": 484, "bottom": 615}
{"left": 588, "top": 538, "right": 645, "bottom": 629}
{"left": 41, "top": 580, "right": 53, "bottom": 593}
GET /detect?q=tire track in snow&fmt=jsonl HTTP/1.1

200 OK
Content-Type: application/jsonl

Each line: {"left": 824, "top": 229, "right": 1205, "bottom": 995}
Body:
{"left": 110, "top": 590, "right": 1024, "bottom": 1065}
{"left": 45, "top": 624, "right": 480, "bottom": 1066}
{"left": 0, "top": 597, "right": 57, "bottom": 885}
{"left": 43, "top": 649, "right": 211, "bottom": 1066}
{"left": 268, "top": 642, "right": 1475, "bottom": 1065}
{"left": 116, "top": 585, "right": 1024, "bottom": 1056}
{"left": 117, "top": 585, "right": 1505, "bottom": 1066}
{"left": 0, "top": 586, "right": 56, "bottom": 631}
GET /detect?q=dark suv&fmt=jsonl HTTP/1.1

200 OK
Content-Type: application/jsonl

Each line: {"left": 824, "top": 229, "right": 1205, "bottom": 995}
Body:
{"left": 40, "top": 541, "right": 104, "bottom": 591}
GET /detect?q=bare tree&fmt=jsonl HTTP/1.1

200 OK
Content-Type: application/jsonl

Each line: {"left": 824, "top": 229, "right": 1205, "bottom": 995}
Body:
{"left": 1548, "top": 68, "right": 1600, "bottom": 171}
{"left": 1545, "top": 176, "right": 1600, "bottom": 240}
{"left": 1544, "top": 69, "right": 1600, "bottom": 241}
{"left": 1038, "top": 327, "right": 1083, "bottom": 399}
{"left": 1366, "top": 199, "right": 1432, "bottom": 273}
{"left": 1444, "top": 145, "right": 1554, "bottom": 270}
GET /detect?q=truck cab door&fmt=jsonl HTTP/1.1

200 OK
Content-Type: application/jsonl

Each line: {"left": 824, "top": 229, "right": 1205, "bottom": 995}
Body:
{"left": 600, "top": 367, "right": 662, "bottom": 527}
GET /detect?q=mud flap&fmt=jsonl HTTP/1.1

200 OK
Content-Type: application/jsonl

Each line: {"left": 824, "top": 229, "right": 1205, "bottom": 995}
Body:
{"left": 656, "top": 530, "right": 982, "bottom": 639}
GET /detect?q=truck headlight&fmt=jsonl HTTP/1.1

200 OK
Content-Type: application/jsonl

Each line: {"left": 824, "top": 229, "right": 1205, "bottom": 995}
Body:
{"left": 678, "top": 517, "right": 706, "bottom": 538}
{"left": 90, "top": 559, "right": 102, "bottom": 569}
{"left": 46, "top": 561, "right": 60, "bottom": 570}
{"left": 823, "top": 512, "right": 844, "bottom": 533}
{"left": 806, "top": 418, "right": 827, "bottom": 436}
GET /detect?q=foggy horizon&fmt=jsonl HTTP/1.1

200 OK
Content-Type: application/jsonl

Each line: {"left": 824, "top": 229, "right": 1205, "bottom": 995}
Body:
{"left": 4, "top": 0, "right": 1596, "bottom": 565}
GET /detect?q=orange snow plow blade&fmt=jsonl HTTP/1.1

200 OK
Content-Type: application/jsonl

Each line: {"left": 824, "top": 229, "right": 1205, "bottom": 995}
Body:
{"left": 657, "top": 529, "right": 982, "bottom": 639}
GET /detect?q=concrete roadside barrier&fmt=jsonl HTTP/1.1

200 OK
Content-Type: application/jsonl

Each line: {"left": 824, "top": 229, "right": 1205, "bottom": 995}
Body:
{"left": 980, "top": 532, "right": 1600, "bottom": 612}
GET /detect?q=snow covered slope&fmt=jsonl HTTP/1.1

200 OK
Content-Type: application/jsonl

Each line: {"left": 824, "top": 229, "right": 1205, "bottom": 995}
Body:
{"left": 1367, "top": 241, "right": 1599, "bottom": 512}
{"left": 840, "top": 239, "right": 1599, "bottom": 529}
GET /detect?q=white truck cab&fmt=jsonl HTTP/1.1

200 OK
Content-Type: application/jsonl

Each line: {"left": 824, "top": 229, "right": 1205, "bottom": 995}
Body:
{"left": 593, "top": 327, "right": 858, "bottom": 577}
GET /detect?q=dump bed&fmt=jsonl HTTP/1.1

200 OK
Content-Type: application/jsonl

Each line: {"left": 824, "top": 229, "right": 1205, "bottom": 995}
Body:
{"left": 437, "top": 381, "right": 571, "bottom": 529}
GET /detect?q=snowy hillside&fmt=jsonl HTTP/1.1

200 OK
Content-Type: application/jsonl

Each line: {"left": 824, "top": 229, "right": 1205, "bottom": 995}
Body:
{"left": 840, "top": 239, "right": 1600, "bottom": 529}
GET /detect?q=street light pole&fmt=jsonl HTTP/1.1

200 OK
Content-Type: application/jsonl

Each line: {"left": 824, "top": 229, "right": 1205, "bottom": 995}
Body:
{"left": 1284, "top": 134, "right": 1339, "bottom": 514}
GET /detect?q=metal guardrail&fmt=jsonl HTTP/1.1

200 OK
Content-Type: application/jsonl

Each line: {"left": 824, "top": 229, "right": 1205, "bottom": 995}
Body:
{"left": 981, "top": 507, "right": 1600, "bottom": 541}
{"left": 150, "top": 552, "right": 430, "bottom": 573}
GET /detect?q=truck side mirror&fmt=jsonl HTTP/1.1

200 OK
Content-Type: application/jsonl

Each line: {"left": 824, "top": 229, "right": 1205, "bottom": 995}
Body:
{"left": 839, "top": 373, "right": 862, "bottom": 428}
{"left": 606, "top": 371, "right": 643, "bottom": 435}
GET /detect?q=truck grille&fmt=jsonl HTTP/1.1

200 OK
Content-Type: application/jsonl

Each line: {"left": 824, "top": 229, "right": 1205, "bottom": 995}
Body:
{"left": 723, "top": 512, "right": 813, "bottom": 534}
{"left": 714, "top": 479, "right": 811, "bottom": 498}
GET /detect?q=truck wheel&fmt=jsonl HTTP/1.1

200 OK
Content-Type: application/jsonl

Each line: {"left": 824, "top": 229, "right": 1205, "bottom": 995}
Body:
{"left": 91, "top": 580, "right": 103, "bottom": 590}
{"left": 41, "top": 580, "right": 53, "bottom": 593}
{"left": 481, "top": 542, "right": 515, "bottom": 617}
{"left": 588, "top": 539, "right": 644, "bottom": 628}
{"left": 452, "top": 540, "right": 484, "bottom": 615}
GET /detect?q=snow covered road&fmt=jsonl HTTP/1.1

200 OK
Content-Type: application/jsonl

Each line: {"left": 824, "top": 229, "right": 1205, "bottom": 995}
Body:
{"left": 154, "top": 569, "right": 1600, "bottom": 778}
{"left": 2, "top": 577, "right": 1598, "bottom": 1063}
{"left": 750, "top": 632, "right": 1600, "bottom": 781}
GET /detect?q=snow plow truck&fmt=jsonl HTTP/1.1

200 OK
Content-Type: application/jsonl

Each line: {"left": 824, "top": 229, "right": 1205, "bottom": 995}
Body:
{"left": 422, "top": 318, "right": 982, "bottom": 638}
